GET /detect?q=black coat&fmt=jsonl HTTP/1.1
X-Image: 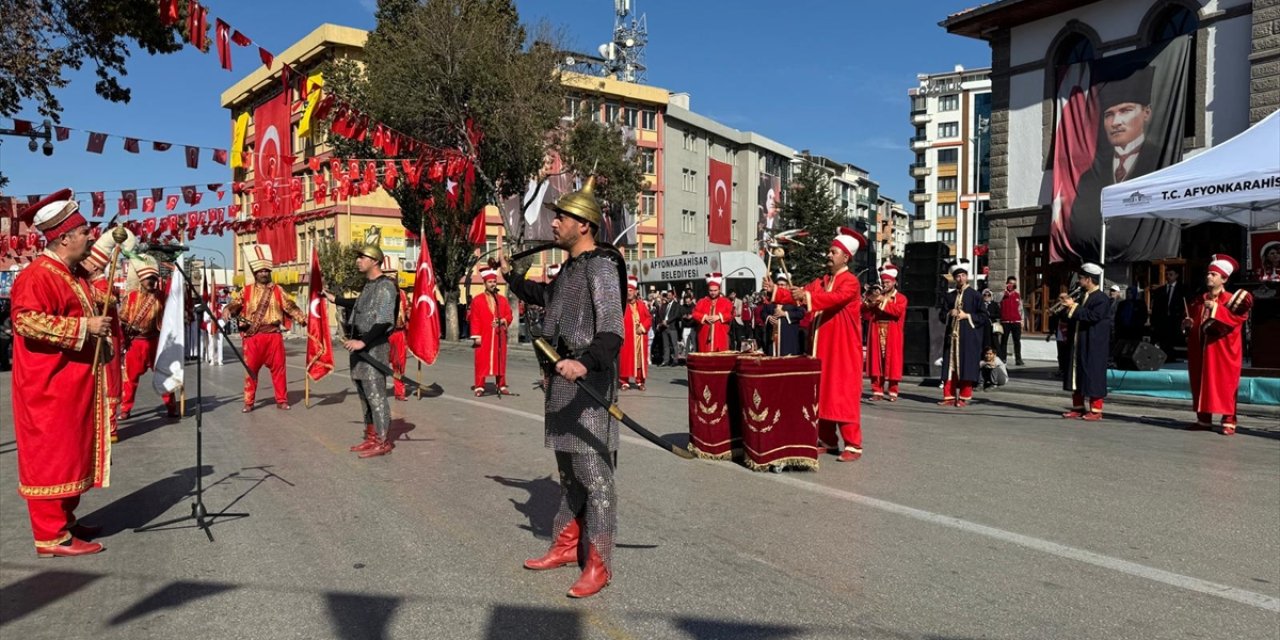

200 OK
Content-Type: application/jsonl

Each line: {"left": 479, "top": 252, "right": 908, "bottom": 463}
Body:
{"left": 938, "top": 286, "right": 989, "bottom": 382}
{"left": 1064, "top": 288, "right": 1111, "bottom": 398}
{"left": 762, "top": 300, "right": 805, "bottom": 356}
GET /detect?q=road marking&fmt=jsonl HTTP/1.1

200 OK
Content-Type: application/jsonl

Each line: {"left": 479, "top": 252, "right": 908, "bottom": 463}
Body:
{"left": 283, "top": 361, "right": 1279, "bottom": 613}
{"left": 433, "top": 392, "right": 1280, "bottom": 614}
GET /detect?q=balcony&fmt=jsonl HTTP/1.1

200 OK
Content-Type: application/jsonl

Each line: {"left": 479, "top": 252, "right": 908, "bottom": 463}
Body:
{"left": 909, "top": 135, "right": 929, "bottom": 150}
{"left": 909, "top": 162, "right": 931, "bottom": 177}
{"left": 909, "top": 191, "right": 932, "bottom": 204}
{"left": 911, "top": 111, "right": 932, "bottom": 125}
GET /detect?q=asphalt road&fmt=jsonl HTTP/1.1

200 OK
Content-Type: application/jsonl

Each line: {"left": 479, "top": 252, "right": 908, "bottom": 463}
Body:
{"left": 1, "top": 340, "right": 1277, "bottom": 640}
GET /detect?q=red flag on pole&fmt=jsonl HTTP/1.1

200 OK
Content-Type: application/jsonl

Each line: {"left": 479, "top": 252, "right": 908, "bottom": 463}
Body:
{"left": 467, "top": 209, "right": 486, "bottom": 246}
{"left": 707, "top": 158, "right": 733, "bottom": 245}
{"left": 215, "top": 19, "right": 232, "bottom": 70}
{"left": 306, "top": 248, "right": 334, "bottom": 381}
{"left": 407, "top": 243, "right": 441, "bottom": 364}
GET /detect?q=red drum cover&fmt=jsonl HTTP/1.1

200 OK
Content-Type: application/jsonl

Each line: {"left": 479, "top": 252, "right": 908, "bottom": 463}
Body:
{"left": 735, "top": 355, "right": 822, "bottom": 471}
{"left": 685, "top": 352, "right": 742, "bottom": 459}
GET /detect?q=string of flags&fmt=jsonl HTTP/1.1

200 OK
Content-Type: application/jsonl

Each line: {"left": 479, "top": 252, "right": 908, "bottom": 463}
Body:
{"left": 6, "top": 117, "right": 227, "bottom": 169}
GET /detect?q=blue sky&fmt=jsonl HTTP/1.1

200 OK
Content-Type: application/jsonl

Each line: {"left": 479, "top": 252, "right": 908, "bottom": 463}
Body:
{"left": 2, "top": 0, "right": 989, "bottom": 260}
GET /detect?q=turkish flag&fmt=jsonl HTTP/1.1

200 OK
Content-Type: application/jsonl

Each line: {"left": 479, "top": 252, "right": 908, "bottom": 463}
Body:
{"left": 306, "top": 249, "right": 335, "bottom": 381}
{"left": 124, "top": 138, "right": 140, "bottom": 153}
{"left": 253, "top": 90, "right": 296, "bottom": 262}
{"left": 407, "top": 244, "right": 441, "bottom": 364}
{"left": 707, "top": 159, "right": 732, "bottom": 245}
{"left": 86, "top": 132, "right": 107, "bottom": 153}
{"left": 91, "top": 192, "right": 105, "bottom": 217}
{"left": 121, "top": 190, "right": 137, "bottom": 211}
{"left": 143, "top": 197, "right": 156, "bottom": 213}
{"left": 215, "top": 19, "right": 232, "bottom": 70}
{"left": 467, "top": 209, "right": 486, "bottom": 246}
{"left": 185, "top": 145, "right": 200, "bottom": 168}
{"left": 166, "top": 194, "right": 180, "bottom": 210}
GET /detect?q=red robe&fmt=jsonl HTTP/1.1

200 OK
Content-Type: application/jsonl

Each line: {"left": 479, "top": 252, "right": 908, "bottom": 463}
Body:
{"left": 863, "top": 290, "right": 908, "bottom": 383}
{"left": 800, "top": 268, "right": 863, "bottom": 428}
{"left": 620, "top": 298, "right": 652, "bottom": 381}
{"left": 468, "top": 291, "right": 513, "bottom": 387}
{"left": 1187, "top": 289, "right": 1249, "bottom": 417}
{"left": 692, "top": 295, "right": 733, "bottom": 352}
{"left": 92, "top": 276, "right": 125, "bottom": 433}
{"left": 390, "top": 289, "right": 410, "bottom": 398}
{"left": 10, "top": 254, "right": 112, "bottom": 502}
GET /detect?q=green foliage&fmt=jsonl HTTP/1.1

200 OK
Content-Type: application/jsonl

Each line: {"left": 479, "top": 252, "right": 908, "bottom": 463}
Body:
{"left": 317, "top": 241, "right": 367, "bottom": 295}
{"left": 0, "top": 0, "right": 186, "bottom": 120}
{"left": 778, "top": 160, "right": 843, "bottom": 284}
{"left": 560, "top": 117, "right": 645, "bottom": 232}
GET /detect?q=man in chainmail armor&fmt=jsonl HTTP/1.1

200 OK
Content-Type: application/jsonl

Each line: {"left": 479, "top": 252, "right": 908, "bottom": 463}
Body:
{"left": 502, "top": 176, "right": 626, "bottom": 599}
{"left": 325, "top": 245, "right": 399, "bottom": 458}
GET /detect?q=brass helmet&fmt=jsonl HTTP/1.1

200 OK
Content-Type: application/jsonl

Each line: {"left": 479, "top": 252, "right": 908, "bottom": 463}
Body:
{"left": 550, "top": 175, "right": 603, "bottom": 227}
{"left": 359, "top": 244, "right": 385, "bottom": 263}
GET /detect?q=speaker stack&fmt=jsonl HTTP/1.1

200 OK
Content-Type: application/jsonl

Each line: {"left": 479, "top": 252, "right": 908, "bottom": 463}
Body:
{"left": 1113, "top": 339, "right": 1167, "bottom": 371}
{"left": 900, "top": 242, "right": 950, "bottom": 377}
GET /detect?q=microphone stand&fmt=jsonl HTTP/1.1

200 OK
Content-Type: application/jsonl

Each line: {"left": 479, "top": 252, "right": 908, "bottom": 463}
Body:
{"left": 134, "top": 256, "right": 249, "bottom": 541}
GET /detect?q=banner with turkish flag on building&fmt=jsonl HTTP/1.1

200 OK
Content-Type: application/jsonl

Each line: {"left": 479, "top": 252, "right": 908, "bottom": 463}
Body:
{"left": 707, "top": 158, "right": 733, "bottom": 245}
{"left": 253, "top": 91, "right": 297, "bottom": 262}
{"left": 407, "top": 242, "right": 441, "bottom": 364}
{"left": 306, "top": 248, "right": 334, "bottom": 381}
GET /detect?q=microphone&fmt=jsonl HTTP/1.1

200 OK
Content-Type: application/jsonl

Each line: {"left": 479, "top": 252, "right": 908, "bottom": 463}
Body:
{"left": 136, "top": 242, "right": 190, "bottom": 253}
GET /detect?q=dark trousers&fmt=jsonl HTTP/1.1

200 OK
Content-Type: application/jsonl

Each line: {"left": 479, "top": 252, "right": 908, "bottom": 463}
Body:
{"left": 661, "top": 327, "right": 680, "bottom": 364}
{"left": 0, "top": 337, "right": 10, "bottom": 371}
{"left": 1000, "top": 322, "right": 1022, "bottom": 362}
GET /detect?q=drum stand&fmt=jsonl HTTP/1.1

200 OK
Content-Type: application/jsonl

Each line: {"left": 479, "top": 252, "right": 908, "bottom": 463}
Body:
{"left": 135, "top": 259, "right": 249, "bottom": 541}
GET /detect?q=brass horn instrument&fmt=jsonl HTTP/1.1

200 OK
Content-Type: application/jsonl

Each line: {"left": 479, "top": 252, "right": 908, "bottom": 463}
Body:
{"left": 1048, "top": 286, "right": 1084, "bottom": 314}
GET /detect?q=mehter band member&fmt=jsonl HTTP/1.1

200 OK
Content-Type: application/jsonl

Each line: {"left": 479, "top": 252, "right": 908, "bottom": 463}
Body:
{"left": 118, "top": 255, "right": 177, "bottom": 419}
{"left": 619, "top": 275, "right": 651, "bottom": 390}
{"left": 82, "top": 228, "right": 135, "bottom": 440}
{"left": 1185, "top": 255, "right": 1252, "bottom": 435}
{"left": 760, "top": 272, "right": 805, "bottom": 356}
{"left": 468, "top": 267, "right": 513, "bottom": 396}
{"left": 789, "top": 227, "right": 866, "bottom": 462}
{"left": 504, "top": 176, "right": 625, "bottom": 598}
{"left": 864, "top": 263, "right": 908, "bottom": 402}
{"left": 226, "top": 245, "right": 306, "bottom": 411}
{"left": 938, "top": 261, "right": 987, "bottom": 407}
{"left": 692, "top": 272, "right": 732, "bottom": 352}
{"left": 10, "top": 189, "right": 111, "bottom": 557}
{"left": 1061, "top": 263, "right": 1111, "bottom": 421}
{"left": 327, "top": 245, "right": 399, "bottom": 458}
{"left": 384, "top": 260, "right": 411, "bottom": 401}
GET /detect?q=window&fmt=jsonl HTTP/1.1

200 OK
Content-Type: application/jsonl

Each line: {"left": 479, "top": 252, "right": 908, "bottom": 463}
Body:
{"left": 937, "top": 148, "right": 958, "bottom": 164}
{"left": 732, "top": 182, "right": 739, "bottom": 204}
{"left": 937, "top": 177, "right": 958, "bottom": 191}
{"left": 564, "top": 97, "right": 584, "bottom": 119}
{"left": 682, "top": 209, "right": 696, "bottom": 234}
{"left": 604, "top": 102, "right": 621, "bottom": 124}
{"left": 640, "top": 149, "right": 656, "bottom": 174}
{"left": 623, "top": 107, "right": 639, "bottom": 128}
{"left": 937, "top": 122, "right": 959, "bottom": 138}
{"left": 683, "top": 132, "right": 698, "bottom": 151}
{"left": 910, "top": 96, "right": 927, "bottom": 112}
{"left": 937, "top": 203, "right": 957, "bottom": 218}
{"left": 731, "top": 219, "right": 739, "bottom": 243}
{"left": 640, "top": 110, "right": 657, "bottom": 130}
{"left": 682, "top": 169, "right": 698, "bottom": 193}
{"left": 640, "top": 191, "right": 656, "bottom": 217}
{"left": 1055, "top": 33, "right": 1096, "bottom": 67}
{"left": 938, "top": 230, "right": 956, "bottom": 244}
{"left": 938, "top": 94, "right": 959, "bottom": 111}
{"left": 915, "top": 153, "right": 926, "bottom": 165}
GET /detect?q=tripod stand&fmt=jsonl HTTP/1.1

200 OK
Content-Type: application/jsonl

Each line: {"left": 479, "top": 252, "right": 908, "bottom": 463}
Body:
{"left": 134, "top": 257, "right": 249, "bottom": 541}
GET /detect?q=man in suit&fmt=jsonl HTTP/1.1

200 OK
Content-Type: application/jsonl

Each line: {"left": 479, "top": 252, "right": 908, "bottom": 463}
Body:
{"left": 657, "top": 290, "right": 682, "bottom": 366}
{"left": 1150, "top": 267, "right": 1187, "bottom": 363}
{"left": 1071, "top": 67, "right": 1169, "bottom": 263}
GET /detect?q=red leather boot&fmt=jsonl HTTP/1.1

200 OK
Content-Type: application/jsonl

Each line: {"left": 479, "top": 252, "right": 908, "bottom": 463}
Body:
{"left": 567, "top": 544, "right": 610, "bottom": 598}
{"left": 37, "top": 536, "right": 104, "bottom": 558}
{"left": 357, "top": 437, "right": 394, "bottom": 458}
{"left": 523, "top": 519, "right": 579, "bottom": 570}
{"left": 350, "top": 425, "right": 376, "bottom": 452}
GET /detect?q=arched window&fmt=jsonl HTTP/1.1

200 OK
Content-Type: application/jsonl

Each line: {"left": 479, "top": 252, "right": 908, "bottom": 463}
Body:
{"left": 1151, "top": 5, "right": 1198, "bottom": 43}
{"left": 1054, "top": 33, "right": 1096, "bottom": 67}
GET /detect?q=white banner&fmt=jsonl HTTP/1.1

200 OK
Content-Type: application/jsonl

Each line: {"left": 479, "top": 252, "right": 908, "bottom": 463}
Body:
{"left": 153, "top": 259, "right": 186, "bottom": 395}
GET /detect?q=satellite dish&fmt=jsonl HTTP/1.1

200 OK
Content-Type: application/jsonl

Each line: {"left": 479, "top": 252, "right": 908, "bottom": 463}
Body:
{"left": 563, "top": 55, "right": 576, "bottom": 66}
{"left": 624, "top": 37, "right": 635, "bottom": 47}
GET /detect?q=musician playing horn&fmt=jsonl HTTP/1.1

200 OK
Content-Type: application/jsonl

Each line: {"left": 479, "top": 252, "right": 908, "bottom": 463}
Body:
{"left": 1184, "top": 254, "right": 1251, "bottom": 435}
{"left": 619, "top": 275, "right": 652, "bottom": 390}
{"left": 1060, "top": 263, "right": 1111, "bottom": 421}
{"left": 938, "top": 261, "right": 988, "bottom": 407}
{"left": 864, "top": 263, "right": 908, "bottom": 402}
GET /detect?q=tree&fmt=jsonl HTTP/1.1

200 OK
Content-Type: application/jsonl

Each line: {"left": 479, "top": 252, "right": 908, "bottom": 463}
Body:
{"left": 317, "top": 241, "right": 367, "bottom": 296}
{"left": 0, "top": 0, "right": 186, "bottom": 120}
{"left": 777, "top": 159, "right": 843, "bottom": 285}
{"left": 323, "top": 0, "right": 641, "bottom": 342}
{"left": 558, "top": 117, "right": 645, "bottom": 246}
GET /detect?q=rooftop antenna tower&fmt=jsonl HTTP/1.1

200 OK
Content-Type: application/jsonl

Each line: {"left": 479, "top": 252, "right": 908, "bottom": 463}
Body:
{"left": 598, "top": 0, "right": 647, "bottom": 83}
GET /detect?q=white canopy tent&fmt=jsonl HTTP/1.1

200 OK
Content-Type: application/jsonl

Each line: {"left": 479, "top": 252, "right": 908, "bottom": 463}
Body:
{"left": 1101, "top": 110, "right": 1280, "bottom": 240}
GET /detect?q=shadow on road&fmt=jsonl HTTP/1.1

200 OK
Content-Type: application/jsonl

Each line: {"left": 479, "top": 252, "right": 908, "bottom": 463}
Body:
{"left": 325, "top": 592, "right": 401, "bottom": 640}
{"left": 108, "top": 580, "right": 238, "bottom": 626}
{"left": 0, "top": 570, "right": 104, "bottom": 627}
{"left": 486, "top": 474, "right": 559, "bottom": 538}
{"left": 80, "top": 465, "right": 213, "bottom": 537}
{"left": 484, "top": 604, "right": 581, "bottom": 640}
{"left": 673, "top": 617, "right": 806, "bottom": 639}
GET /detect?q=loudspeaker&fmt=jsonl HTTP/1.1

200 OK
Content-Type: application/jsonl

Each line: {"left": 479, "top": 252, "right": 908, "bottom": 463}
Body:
{"left": 903, "top": 308, "right": 944, "bottom": 378}
{"left": 901, "top": 242, "right": 950, "bottom": 309}
{"left": 1114, "top": 340, "right": 1166, "bottom": 371}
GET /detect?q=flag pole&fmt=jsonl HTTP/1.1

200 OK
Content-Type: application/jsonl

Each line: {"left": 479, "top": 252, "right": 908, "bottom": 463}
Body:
{"left": 417, "top": 218, "right": 425, "bottom": 399}
{"left": 179, "top": 385, "right": 186, "bottom": 417}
